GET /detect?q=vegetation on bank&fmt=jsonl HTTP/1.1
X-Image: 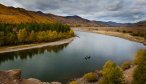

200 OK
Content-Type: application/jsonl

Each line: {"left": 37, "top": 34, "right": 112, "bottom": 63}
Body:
{"left": 70, "top": 49, "right": 146, "bottom": 84}
{"left": 133, "top": 49, "right": 146, "bottom": 84}
{"left": 130, "top": 32, "right": 146, "bottom": 39}
{"left": 69, "top": 81, "right": 78, "bottom": 84}
{"left": 0, "top": 23, "right": 74, "bottom": 46}
{"left": 99, "top": 61, "right": 125, "bottom": 84}
{"left": 116, "top": 29, "right": 146, "bottom": 39}
{"left": 121, "top": 61, "right": 131, "bottom": 70}
{"left": 83, "top": 72, "right": 97, "bottom": 82}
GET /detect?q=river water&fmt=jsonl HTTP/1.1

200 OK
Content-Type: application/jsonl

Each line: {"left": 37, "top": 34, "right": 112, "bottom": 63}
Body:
{"left": 0, "top": 31, "right": 146, "bottom": 83}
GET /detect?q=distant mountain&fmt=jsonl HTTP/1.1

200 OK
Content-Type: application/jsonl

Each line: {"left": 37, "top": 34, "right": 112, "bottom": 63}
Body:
{"left": 103, "top": 21, "right": 132, "bottom": 27}
{"left": 134, "top": 20, "right": 146, "bottom": 26}
{"left": 0, "top": 3, "right": 108, "bottom": 26}
{"left": 46, "top": 14, "right": 108, "bottom": 27}
{"left": 0, "top": 3, "right": 145, "bottom": 27}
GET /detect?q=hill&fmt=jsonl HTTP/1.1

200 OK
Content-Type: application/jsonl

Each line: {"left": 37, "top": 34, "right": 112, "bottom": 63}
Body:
{"left": 0, "top": 3, "right": 145, "bottom": 27}
{"left": 104, "top": 21, "right": 132, "bottom": 27}
{"left": 134, "top": 20, "right": 146, "bottom": 26}
{"left": 0, "top": 4, "right": 107, "bottom": 26}
{"left": 46, "top": 14, "right": 108, "bottom": 27}
{"left": 0, "top": 4, "right": 55, "bottom": 24}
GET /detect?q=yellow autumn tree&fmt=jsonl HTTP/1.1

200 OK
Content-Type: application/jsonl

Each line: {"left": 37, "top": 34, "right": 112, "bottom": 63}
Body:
{"left": 28, "top": 30, "right": 36, "bottom": 42}
{"left": 17, "top": 28, "right": 28, "bottom": 43}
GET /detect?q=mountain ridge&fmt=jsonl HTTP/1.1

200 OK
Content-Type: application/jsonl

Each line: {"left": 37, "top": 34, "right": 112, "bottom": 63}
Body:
{"left": 0, "top": 3, "right": 145, "bottom": 27}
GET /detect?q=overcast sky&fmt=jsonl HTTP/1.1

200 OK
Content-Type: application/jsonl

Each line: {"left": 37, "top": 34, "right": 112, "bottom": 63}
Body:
{"left": 0, "top": 0, "right": 146, "bottom": 23}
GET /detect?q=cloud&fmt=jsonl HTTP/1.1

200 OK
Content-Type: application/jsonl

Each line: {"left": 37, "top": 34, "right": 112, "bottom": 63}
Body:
{"left": 0, "top": 0, "right": 22, "bottom": 7}
{"left": 0, "top": 0, "right": 146, "bottom": 23}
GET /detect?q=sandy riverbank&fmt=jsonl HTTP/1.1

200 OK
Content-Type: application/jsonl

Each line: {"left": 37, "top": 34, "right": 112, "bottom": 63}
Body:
{"left": 0, "top": 37, "right": 74, "bottom": 54}
{"left": 73, "top": 27, "right": 146, "bottom": 45}
{"left": 95, "top": 31, "right": 146, "bottom": 45}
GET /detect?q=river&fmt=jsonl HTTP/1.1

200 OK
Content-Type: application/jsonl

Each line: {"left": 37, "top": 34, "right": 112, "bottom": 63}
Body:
{"left": 0, "top": 31, "right": 146, "bottom": 83}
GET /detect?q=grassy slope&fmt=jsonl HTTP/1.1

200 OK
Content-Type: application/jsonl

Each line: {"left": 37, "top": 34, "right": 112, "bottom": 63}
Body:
{"left": 0, "top": 4, "right": 55, "bottom": 24}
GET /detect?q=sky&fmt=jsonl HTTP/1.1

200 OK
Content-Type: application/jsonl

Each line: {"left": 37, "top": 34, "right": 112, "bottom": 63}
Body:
{"left": 0, "top": 0, "right": 146, "bottom": 23}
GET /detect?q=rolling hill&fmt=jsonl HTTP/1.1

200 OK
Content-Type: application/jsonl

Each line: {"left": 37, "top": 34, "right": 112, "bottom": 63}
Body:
{"left": 0, "top": 4, "right": 108, "bottom": 27}
{"left": 0, "top": 3, "right": 145, "bottom": 27}
{"left": 134, "top": 20, "right": 146, "bottom": 26}
{"left": 0, "top": 4, "right": 55, "bottom": 24}
{"left": 45, "top": 14, "right": 108, "bottom": 27}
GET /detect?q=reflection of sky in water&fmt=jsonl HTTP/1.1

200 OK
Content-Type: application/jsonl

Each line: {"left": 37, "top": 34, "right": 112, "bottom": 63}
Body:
{"left": 0, "top": 31, "right": 146, "bottom": 83}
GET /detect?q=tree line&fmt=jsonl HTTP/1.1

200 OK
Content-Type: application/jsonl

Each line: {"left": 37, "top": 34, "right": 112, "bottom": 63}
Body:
{"left": 0, "top": 23, "right": 74, "bottom": 46}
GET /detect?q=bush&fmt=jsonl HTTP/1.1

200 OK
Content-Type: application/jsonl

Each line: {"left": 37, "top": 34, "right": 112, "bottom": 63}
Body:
{"left": 99, "top": 60, "right": 125, "bottom": 84}
{"left": 133, "top": 49, "right": 146, "bottom": 84}
{"left": 83, "top": 72, "right": 97, "bottom": 82}
{"left": 69, "top": 81, "right": 78, "bottom": 84}
{"left": 122, "top": 30, "right": 127, "bottom": 33}
{"left": 116, "top": 29, "right": 120, "bottom": 32}
{"left": 134, "top": 49, "right": 145, "bottom": 65}
{"left": 121, "top": 61, "right": 131, "bottom": 70}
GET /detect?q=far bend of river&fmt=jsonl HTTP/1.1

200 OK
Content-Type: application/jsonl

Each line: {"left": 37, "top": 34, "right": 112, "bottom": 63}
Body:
{"left": 0, "top": 31, "right": 146, "bottom": 83}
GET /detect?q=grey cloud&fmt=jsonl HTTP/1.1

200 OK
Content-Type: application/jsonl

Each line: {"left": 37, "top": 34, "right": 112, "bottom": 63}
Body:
{"left": 0, "top": 0, "right": 146, "bottom": 23}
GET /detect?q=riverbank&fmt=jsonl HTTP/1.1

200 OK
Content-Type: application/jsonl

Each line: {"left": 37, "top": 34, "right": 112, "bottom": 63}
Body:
{"left": 96, "top": 31, "right": 146, "bottom": 45}
{"left": 70, "top": 65, "right": 136, "bottom": 84}
{"left": 0, "top": 37, "right": 74, "bottom": 54}
{"left": 73, "top": 27, "right": 146, "bottom": 45}
{"left": 0, "top": 69, "right": 61, "bottom": 84}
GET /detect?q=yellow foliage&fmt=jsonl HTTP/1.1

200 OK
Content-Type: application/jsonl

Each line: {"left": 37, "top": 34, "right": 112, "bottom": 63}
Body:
{"left": 17, "top": 28, "right": 28, "bottom": 42}
{"left": 69, "top": 81, "right": 78, "bottom": 84}
{"left": 83, "top": 72, "right": 97, "bottom": 82}
{"left": 134, "top": 49, "right": 145, "bottom": 65}
{"left": 0, "top": 4, "right": 56, "bottom": 24}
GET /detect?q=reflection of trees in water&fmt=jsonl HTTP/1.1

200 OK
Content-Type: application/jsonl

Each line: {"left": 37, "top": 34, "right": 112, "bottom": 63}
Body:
{"left": 0, "top": 43, "right": 69, "bottom": 64}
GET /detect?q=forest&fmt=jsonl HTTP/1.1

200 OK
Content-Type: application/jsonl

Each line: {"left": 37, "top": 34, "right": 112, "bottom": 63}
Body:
{"left": 0, "top": 23, "right": 74, "bottom": 46}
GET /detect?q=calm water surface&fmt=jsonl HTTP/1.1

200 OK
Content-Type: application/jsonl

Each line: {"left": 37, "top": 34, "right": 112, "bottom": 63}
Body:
{"left": 0, "top": 31, "right": 146, "bottom": 83}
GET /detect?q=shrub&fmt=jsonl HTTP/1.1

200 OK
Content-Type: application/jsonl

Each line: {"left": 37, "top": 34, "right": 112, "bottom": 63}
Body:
{"left": 116, "top": 29, "right": 120, "bottom": 32}
{"left": 99, "top": 60, "right": 125, "bottom": 84}
{"left": 69, "top": 81, "right": 78, "bottom": 84}
{"left": 134, "top": 49, "right": 145, "bottom": 65}
{"left": 122, "top": 30, "right": 127, "bottom": 33}
{"left": 83, "top": 72, "right": 97, "bottom": 82}
{"left": 121, "top": 61, "right": 131, "bottom": 70}
{"left": 133, "top": 49, "right": 146, "bottom": 84}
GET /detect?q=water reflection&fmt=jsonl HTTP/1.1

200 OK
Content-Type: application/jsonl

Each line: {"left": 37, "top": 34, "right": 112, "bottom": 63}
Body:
{"left": 0, "top": 43, "right": 69, "bottom": 64}
{"left": 0, "top": 31, "right": 146, "bottom": 83}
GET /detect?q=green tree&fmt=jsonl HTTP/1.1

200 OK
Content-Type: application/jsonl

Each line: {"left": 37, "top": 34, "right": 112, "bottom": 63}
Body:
{"left": 0, "top": 23, "right": 73, "bottom": 46}
{"left": 5, "top": 32, "right": 17, "bottom": 45}
{"left": 99, "top": 60, "right": 124, "bottom": 84}
{"left": 0, "top": 32, "right": 4, "bottom": 46}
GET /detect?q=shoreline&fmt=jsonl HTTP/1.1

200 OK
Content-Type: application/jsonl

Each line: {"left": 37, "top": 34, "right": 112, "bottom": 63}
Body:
{"left": 73, "top": 27, "right": 146, "bottom": 45}
{"left": 0, "top": 37, "right": 74, "bottom": 54}
{"left": 95, "top": 31, "right": 146, "bottom": 45}
{"left": 0, "top": 28, "right": 145, "bottom": 84}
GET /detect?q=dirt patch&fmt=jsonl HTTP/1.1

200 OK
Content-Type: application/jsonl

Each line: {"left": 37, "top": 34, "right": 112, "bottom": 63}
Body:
{"left": 124, "top": 66, "right": 136, "bottom": 84}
